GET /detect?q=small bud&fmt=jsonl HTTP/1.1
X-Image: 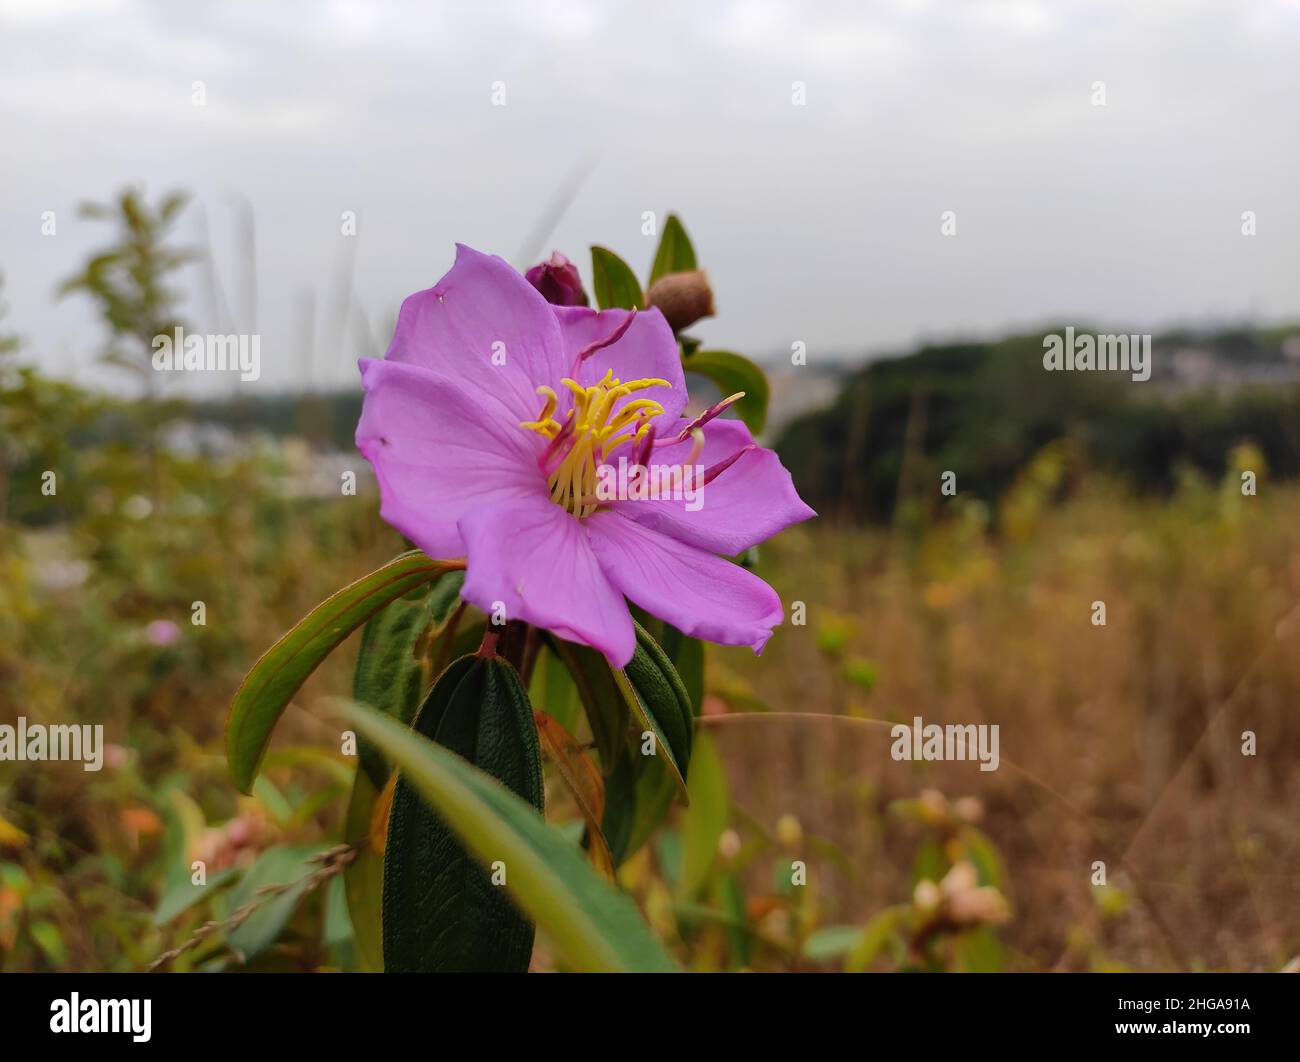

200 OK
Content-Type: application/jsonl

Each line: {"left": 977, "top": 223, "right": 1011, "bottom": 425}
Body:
{"left": 646, "top": 269, "right": 714, "bottom": 332}
{"left": 913, "top": 879, "right": 941, "bottom": 912}
{"left": 525, "top": 251, "right": 588, "bottom": 307}
{"left": 775, "top": 813, "right": 803, "bottom": 848}
{"left": 917, "top": 788, "right": 949, "bottom": 823}
{"left": 950, "top": 886, "right": 1011, "bottom": 926}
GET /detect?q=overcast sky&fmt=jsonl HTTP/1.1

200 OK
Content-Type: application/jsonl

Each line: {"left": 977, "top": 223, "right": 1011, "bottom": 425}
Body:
{"left": 1, "top": 0, "right": 1297, "bottom": 395}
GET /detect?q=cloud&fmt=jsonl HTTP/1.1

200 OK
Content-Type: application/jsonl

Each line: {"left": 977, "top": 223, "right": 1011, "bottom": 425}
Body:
{"left": 1, "top": 0, "right": 1297, "bottom": 394}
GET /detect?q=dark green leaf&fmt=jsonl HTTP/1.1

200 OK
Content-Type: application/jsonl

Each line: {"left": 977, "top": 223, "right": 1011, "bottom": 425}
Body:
{"left": 602, "top": 750, "right": 677, "bottom": 867}
{"left": 341, "top": 699, "right": 676, "bottom": 972}
{"left": 353, "top": 578, "right": 465, "bottom": 788}
{"left": 618, "top": 621, "right": 695, "bottom": 795}
{"left": 383, "top": 656, "right": 543, "bottom": 972}
{"left": 549, "top": 637, "right": 628, "bottom": 774}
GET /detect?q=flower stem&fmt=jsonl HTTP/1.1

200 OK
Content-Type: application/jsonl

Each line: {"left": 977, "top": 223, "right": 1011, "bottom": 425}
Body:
{"left": 476, "top": 626, "right": 501, "bottom": 659}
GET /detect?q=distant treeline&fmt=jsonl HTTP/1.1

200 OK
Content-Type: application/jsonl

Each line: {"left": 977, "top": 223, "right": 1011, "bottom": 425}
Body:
{"left": 774, "top": 327, "right": 1300, "bottom": 522}
{"left": 178, "top": 326, "right": 1300, "bottom": 526}
{"left": 191, "top": 391, "right": 365, "bottom": 450}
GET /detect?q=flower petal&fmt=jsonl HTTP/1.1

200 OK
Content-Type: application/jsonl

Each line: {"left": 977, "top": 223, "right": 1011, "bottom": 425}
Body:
{"left": 553, "top": 305, "right": 688, "bottom": 424}
{"left": 356, "top": 358, "right": 547, "bottom": 558}
{"left": 459, "top": 496, "right": 636, "bottom": 666}
{"left": 385, "top": 244, "right": 568, "bottom": 421}
{"left": 585, "top": 511, "right": 783, "bottom": 655}
{"left": 609, "top": 418, "right": 816, "bottom": 555}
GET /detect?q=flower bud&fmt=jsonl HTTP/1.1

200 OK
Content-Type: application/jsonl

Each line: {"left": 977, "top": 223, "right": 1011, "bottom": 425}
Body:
{"left": 646, "top": 269, "right": 714, "bottom": 332}
{"left": 775, "top": 813, "right": 803, "bottom": 849}
{"left": 913, "top": 879, "right": 942, "bottom": 912}
{"left": 525, "top": 251, "right": 588, "bottom": 307}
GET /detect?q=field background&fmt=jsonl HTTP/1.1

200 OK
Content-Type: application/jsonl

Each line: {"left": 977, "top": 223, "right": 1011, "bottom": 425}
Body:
{"left": 3, "top": 289, "right": 1298, "bottom": 971}
{"left": 2, "top": 0, "right": 1298, "bottom": 974}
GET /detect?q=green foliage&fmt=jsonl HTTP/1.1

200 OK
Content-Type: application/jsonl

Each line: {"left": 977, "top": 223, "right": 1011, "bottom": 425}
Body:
{"left": 685, "top": 350, "right": 770, "bottom": 435}
{"left": 225, "top": 844, "right": 329, "bottom": 960}
{"left": 351, "top": 572, "right": 465, "bottom": 787}
{"left": 383, "top": 656, "right": 542, "bottom": 972}
{"left": 620, "top": 621, "right": 695, "bottom": 792}
{"left": 679, "top": 733, "right": 727, "bottom": 898}
{"left": 227, "top": 552, "right": 458, "bottom": 794}
{"left": 589, "top": 246, "right": 643, "bottom": 310}
{"left": 343, "top": 700, "right": 677, "bottom": 972}
{"left": 648, "top": 214, "right": 697, "bottom": 285}
{"left": 777, "top": 328, "right": 1300, "bottom": 522}
{"left": 57, "top": 187, "right": 193, "bottom": 381}
{"left": 342, "top": 770, "right": 385, "bottom": 972}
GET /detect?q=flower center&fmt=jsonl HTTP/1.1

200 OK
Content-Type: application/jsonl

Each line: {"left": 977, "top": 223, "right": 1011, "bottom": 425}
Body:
{"left": 521, "top": 369, "right": 669, "bottom": 518}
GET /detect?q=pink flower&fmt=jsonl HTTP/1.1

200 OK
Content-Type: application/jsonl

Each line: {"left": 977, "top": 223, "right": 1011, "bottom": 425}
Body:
{"left": 356, "top": 245, "right": 814, "bottom": 667}
{"left": 525, "top": 251, "right": 588, "bottom": 307}
{"left": 145, "top": 619, "right": 182, "bottom": 647}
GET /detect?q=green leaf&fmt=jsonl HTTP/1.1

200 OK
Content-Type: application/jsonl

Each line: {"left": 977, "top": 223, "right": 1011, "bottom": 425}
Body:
{"left": 590, "top": 246, "right": 644, "bottom": 310}
{"left": 339, "top": 699, "right": 677, "bottom": 972}
{"left": 225, "top": 844, "right": 329, "bottom": 961}
{"left": 714, "top": 872, "right": 753, "bottom": 967}
{"left": 617, "top": 621, "right": 695, "bottom": 797}
{"left": 153, "top": 868, "right": 237, "bottom": 927}
{"left": 383, "top": 656, "right": 543, "bottom": 972}
{"left": 802, "top": 924, "right": 863, "bottom": 962}
{"left": 353, "top": 576, "right": 465, "bottom": 788}
{"left": 528, "top": 641, "right": 582, "bottom": 734}
{"left": 844, "top": 906, "right": 907, "bottom": 973}
{"left": 679, "top": 731, "right": 727, "bottom": 898}
{"left": 601, "top": 748, "right": 677, "bottom": 868}
{"left": 600, "top": 624, "right": 699, "bottom": 858}
{"left": 227, "top": 551, "right": 457, "bottom": 794}
{"left": 550, "top": 637, "right": 628, "bottom": 774}
{"left": 659, "top": 626, "right": 704, "bottom": 716}
{"left": 424, "top": 569, "right": 468, "bottom": 630}
{"left": 29, "top": 921, "right": 67, "bottom": 966}
{"left": 686, "top": 350, "right": 770, "bottom": 435}
{"left": 342, "top": 768, "right": 385, "bottom": 972}
{"left": 648, "top": 214, "right": 697, "bottom": 286}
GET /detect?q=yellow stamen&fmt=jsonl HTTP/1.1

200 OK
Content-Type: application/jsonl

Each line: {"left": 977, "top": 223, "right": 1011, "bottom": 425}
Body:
{"left": 520, "top": 372, "right": 670, "bottom": 518}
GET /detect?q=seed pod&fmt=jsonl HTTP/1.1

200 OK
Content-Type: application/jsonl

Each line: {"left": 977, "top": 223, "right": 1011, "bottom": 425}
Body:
{"left": 646, "top": 269, "right": 715, "bottom": 332}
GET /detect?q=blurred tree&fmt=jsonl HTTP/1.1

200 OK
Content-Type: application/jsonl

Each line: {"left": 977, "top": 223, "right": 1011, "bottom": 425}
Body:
{"left": 56, "top": 187, "right": 193, "bottom": 502}
{"left": 57, "top": 187, "right": 193, "bottom": 383}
